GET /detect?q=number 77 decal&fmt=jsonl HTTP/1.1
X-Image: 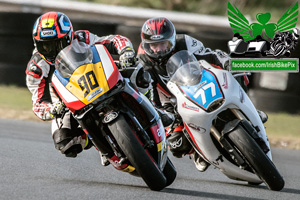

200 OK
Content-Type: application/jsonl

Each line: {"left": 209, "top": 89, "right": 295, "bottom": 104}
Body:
{"left": 193, "top": 82, "right": 216, "bottom": 105}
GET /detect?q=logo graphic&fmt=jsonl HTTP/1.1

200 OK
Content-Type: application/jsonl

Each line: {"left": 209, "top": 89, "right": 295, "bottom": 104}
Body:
{"left": 228, "top": 2, "right": 298, "bottom": 41}
{"left": 187, "top": 123, "right": 206, "bottom": 133}
{"left": 192, "top": 39, "right": 198, "bottom": 47}
{"left": 227, "top": 2, "right": 300, "bottom": 72}
{"left": 150, "top": 35, "right": 164, "bottom": 40}
{"left": 103, "top": 111, "right": 118, "bottom": 123}
{"left": 41, "top": 30, "right": 56, "bottom": 37}
{"left": 182, "top": 102, "right": 199, "bottom": 112}
{"left": 169, "top": 137, "right": 182, "bottom": 149}
{"left": 222, "top": 73, "right": 228, "bottom": 89}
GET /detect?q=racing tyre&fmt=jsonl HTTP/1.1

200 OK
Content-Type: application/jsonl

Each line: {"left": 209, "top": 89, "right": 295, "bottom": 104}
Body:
{"left": 228, "top": 124, "right": 285, "bottom": 191}
{"left": 163, "top": 157, "right": 177, "bottom": 187}
{"left": 108, "top": 114, "right": 167, "bottom": 191}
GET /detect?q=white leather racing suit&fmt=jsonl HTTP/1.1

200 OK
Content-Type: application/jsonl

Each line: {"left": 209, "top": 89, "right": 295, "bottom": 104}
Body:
{"left": 26, "top": 30, "right": 134, "bottom": 151}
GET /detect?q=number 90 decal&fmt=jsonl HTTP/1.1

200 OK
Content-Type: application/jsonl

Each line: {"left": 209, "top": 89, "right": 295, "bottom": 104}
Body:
{"left": 78, "top": 71, "right": 99, "bottom": 97}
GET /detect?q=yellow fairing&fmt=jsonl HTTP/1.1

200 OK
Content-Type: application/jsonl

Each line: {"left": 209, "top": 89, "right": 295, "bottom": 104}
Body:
{"left": 66, "top": 62, "right": 109, "bottom": 105}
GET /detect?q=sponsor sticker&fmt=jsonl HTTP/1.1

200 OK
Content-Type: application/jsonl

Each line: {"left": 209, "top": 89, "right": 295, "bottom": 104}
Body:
{"left": 41, "top": 30, "right": 56, "bottom": 37}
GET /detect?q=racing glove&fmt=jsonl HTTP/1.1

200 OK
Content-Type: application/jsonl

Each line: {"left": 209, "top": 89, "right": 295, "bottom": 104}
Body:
{"left": 49, "top": 101, "right": 65, "bottom": 119}
{"left": 119, "top": 47, "right": 136, "bottom": 69}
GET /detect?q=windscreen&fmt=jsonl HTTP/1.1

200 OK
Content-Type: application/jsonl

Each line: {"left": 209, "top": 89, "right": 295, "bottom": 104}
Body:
{"left": 55, "top": 40, "right": 93, "bottom": 78}
{"left": 166, "top": 50, "right": 202, "bottom": 86}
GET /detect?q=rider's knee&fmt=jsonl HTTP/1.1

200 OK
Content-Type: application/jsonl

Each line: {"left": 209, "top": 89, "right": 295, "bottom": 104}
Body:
{"left": 52, "top": 128, "right": 84, "bottom": 157}
{"left": 167, "top": 131, "right": 193, "bottom": 158}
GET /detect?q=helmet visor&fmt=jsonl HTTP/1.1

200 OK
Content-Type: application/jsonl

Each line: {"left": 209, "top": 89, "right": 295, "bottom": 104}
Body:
{"left": 35, "top": 35, "right": 70, "bottom": 62}
{"left": 144, "top": 40, "right": 174, "bottom": 59}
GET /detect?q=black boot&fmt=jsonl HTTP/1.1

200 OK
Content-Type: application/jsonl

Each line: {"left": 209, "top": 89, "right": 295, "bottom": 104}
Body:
{"left": 167, "top": 131, "right": 193, "bottom": 158}
{"left": 190, "top": 152, "right": 210, "bottom": 172}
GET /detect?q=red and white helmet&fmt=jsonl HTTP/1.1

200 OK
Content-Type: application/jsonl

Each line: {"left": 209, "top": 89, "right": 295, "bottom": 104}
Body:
{"left": 141, "top": 17, "right": 176, "bottom": 61}
{"left": 32, "top": 12, "right": 73, "bottom": 63}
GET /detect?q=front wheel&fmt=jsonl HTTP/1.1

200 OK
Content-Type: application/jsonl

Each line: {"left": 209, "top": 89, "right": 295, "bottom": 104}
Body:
{"left": 108, "top": 114, "right": 167, "bottom": 191}
{"left": 163, "top": 158, "right": 177, "bottom": 187}
{"left": 228, "top": 124, "right": 285, "bottom": 191}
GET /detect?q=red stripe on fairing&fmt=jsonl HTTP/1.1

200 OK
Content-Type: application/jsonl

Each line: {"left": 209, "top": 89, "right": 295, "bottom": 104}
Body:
{"left": 211, "top": 64, "right": 222, "bottom": 69}
{"left": 150, "top": 120, "right": 165, "bottom": 143}
{"left": 102, "top": 46, "right": 123, "bottom": 88}
{"left": 157, "top": 83, "right": 171, "bottom": 97}
{"left": 183, "top": 122, "right": 207, "bottom": 160}
{"left": 64, "top": 99, "right": 85, "bottom": 113}
{"left": 37, "top": 78, "right": 46, "bottom": 103}
{"left": 52, "top": 83, "right": 85, "bottom": 113}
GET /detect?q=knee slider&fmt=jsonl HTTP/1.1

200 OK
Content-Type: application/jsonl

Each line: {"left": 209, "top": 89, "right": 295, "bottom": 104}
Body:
{"left": 52, "top": 128, "right": 83, "bottom": 157}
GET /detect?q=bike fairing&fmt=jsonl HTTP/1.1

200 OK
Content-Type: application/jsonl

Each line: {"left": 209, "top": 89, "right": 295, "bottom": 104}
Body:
{"left": 166, "top": 51, "right": 284, "bottom": 190}
{"left": 178, "top": 68, "right": 224, "bottom": 111}
{"left": 52, "top": 44, "right": 123, "bottom": 113}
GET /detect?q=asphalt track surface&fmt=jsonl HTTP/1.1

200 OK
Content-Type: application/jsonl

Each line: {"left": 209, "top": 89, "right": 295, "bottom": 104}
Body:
{"left": 1, "top": 118, "right": 300, "bottom": 200}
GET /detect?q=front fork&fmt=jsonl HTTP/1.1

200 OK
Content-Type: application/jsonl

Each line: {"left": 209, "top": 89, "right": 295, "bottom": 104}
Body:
{"left": 210, "top": 108, "right": 270, "bottom": 167}
{"left": 75, "top": 109, "right": 115, "bottom": 159}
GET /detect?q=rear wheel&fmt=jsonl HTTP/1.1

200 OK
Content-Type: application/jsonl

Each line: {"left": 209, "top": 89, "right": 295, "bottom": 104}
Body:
{"left": 228, "top": 124, "right": 285, "bottom": 191}
{"left": 108, "top": 114, "right": 167, "bottom": 191}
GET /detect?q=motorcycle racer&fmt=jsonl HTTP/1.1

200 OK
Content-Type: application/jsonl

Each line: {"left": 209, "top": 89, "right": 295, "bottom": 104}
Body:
{"left": 26, "top": 12, "right": 136, "bottom": 160}
{"left": 137, "top": 17, "right": 268, "bottom": 172}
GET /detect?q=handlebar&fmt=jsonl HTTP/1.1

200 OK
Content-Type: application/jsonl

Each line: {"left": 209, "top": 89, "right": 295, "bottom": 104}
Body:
{"left": 232, "top": 72, "right": 251, "bottom": 78}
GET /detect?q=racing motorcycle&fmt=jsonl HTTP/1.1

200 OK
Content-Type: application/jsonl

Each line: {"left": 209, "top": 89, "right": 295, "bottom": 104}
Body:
{"left": 165, "top": 50, "right": 285, "bottom": 191}
{"left": 51, "top": 40, "right": 176, "bottom": 191}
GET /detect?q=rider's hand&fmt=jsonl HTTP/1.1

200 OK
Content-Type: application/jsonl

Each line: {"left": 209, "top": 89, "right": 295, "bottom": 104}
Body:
{"left": 119, "top": 47, "right": 136, "bottom": 69}
{"left": 49, "top": 101, "right": 65, "bottom": 119}
{"left": 213, "top": 49, "right": 231, "bottom": 70}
